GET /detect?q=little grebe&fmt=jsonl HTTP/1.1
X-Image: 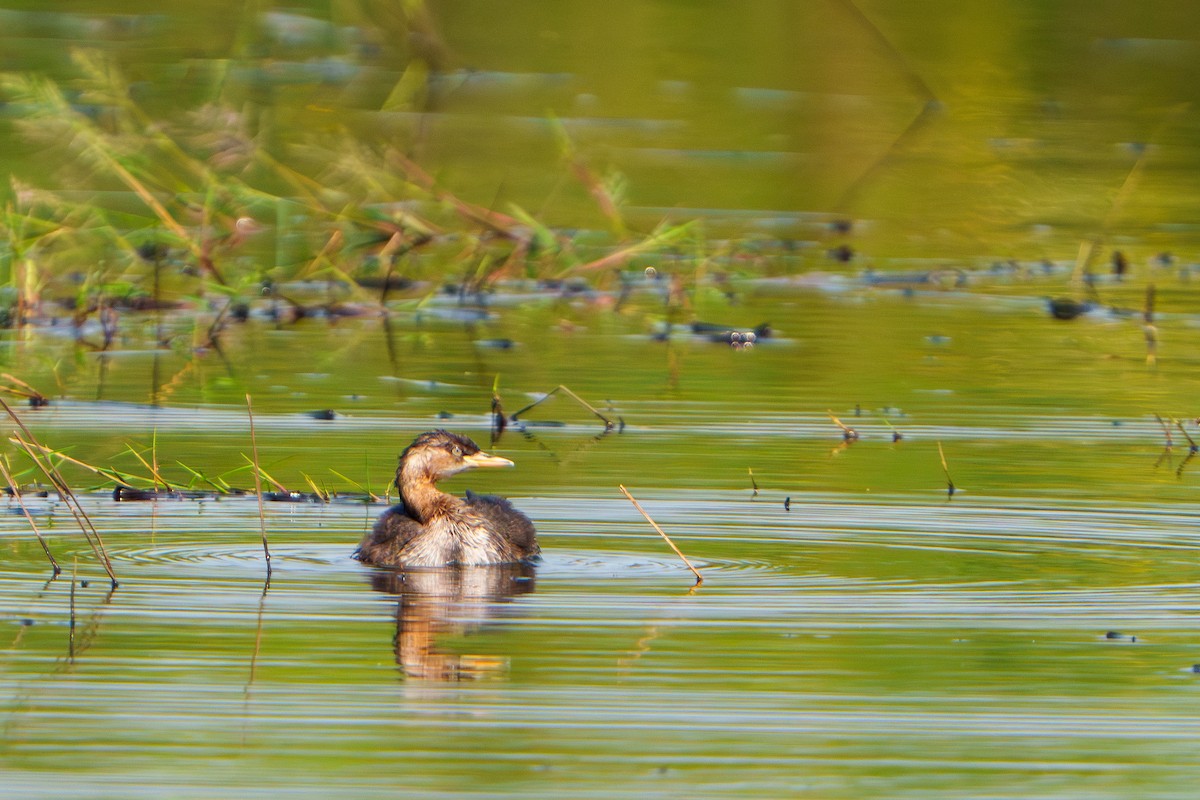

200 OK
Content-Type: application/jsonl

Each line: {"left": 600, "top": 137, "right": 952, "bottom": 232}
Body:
{"left": 355, "top": 430, "right": 538, "bottom": 567}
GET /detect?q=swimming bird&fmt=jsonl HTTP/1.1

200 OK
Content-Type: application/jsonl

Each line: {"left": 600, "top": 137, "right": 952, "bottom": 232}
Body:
{"left": 355, "top": 430, "right": 538, "bottom": 567}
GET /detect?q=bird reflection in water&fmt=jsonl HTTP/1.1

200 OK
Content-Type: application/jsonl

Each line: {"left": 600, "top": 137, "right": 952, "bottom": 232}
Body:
{"left": 368, "top": 563, "right": 536, "bottom": 681}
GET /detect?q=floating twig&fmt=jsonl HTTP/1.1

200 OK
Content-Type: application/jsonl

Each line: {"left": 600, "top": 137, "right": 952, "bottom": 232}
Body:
{"left": 511, "top": 384, "right": 619, "bottom": 431}
{"left": 246, "top": 395, "right": 272, "bottom": 577}
{"left": 618, "top": 485, "right": 703, "bottom": 586}
{"left": 0, "top": 457, "right": 59, "bottom": 576}
{"left": 748, "top": 467, "right": 759, "bottom": 497}
{"left": 828, "top": 410, "right": 859, "bottom": 442}
{"left": 1173, "top": 418, "right": 1198, "bottom": 478}
{"left": 938, "top": 440, "right": 956, "bottom": 498}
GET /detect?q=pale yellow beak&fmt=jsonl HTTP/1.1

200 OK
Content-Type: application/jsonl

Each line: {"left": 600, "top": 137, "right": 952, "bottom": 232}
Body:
{"left": 462, "top": 451, "right": 515, "bottom": 469}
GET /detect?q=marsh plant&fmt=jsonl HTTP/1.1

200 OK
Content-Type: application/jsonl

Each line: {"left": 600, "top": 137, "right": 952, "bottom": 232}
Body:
{"left": 0, "top": 44, "right": 701, "bottom": 334}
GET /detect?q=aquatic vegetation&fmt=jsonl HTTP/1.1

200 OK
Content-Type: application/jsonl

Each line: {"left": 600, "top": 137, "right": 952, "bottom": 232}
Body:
{"left": 0, "top": 48, "right": 715, "bottom": 332}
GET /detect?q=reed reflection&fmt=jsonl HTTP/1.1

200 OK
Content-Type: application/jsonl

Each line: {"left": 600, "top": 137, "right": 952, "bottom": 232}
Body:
{"left": 369, "top": 563, "right": 535, "bottom": 681}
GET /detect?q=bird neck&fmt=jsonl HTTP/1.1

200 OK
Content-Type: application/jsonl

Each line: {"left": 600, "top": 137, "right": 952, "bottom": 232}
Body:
{"left": 398, "top": 461, "right": 457, "bottom": 523}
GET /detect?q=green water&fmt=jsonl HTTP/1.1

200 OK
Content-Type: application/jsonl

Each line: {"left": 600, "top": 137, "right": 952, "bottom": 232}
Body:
{"left": 2, "top": 282, "right": 1200, "bottom": 798}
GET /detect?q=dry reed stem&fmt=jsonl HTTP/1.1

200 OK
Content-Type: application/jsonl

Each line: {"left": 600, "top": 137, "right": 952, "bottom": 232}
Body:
{"left": 246, "top": 394, "right": 272, "bottom": 576}
{"left": 0, "top": 458, "right": 59, "bottom": 576}
{"left": 0, "top": 373, "right": 47, "bottom": 403}
{"left": 1, "top": 399, "right": 118, "bottom": 586}
{"left": 938, "top": 441, "right": 956, "bottom": 498}
{"left": 618, "top": 485, "right": 703, "bottom": 586}
{"left": 11, "top": 434, "right": 117, "bottom": 582}
{"left": 69, "top": 556, "right": 77, "bottom": 660}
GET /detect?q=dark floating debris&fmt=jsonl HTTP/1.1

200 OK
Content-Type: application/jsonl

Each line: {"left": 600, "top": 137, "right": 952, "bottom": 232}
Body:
{"left": 880, "top": 417, "right": 903, "bottom": 442}
{"left": 828, "top": 244, "right": 854, "bottom": 263}
{"left": 354, "top": 273, "right": 414, "bottom": 292}
{"left": 1048, "top": 297, "right": 1095, "bottom": 320}
{"left": 691, "top": 321, "right": 772, "bottom": 348}
{"left": 784, "top": 497, "right": 791, "bottom": 511}
{"left": 306, "top": 409, "right": 337, "bottom": 421}
{"left": 114, "top": 486, "right": 170, "bottom": 502}
{"left": 474, "top": 338, "right": 516, "bottom": 350}
{"left": 263, "top": 491, "right": 319, "bottom": 503}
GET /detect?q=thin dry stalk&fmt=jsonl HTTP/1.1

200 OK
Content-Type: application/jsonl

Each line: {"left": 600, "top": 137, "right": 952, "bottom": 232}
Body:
{"left": 1156, "top": 413, "right": 1174, "bottom": 449}
{"left": 0, "top": 458, "right": 60, "bottom": 576}
{"left": 388, "top": 151, "right": 526, "bottom": 240}
{"left": 1, "top": 399, "right": 118, "bottom": 586}
{"left": 557, "top": 220, "right": 695, "bottom": 277}
{"left": 938, "top": 441, "right": 956, "bottom": 498}
{"left": 69, "top": 556, "right": 78, "bottom": 660}
{"left": 748, "top": 468, "right": 759, "bottom": 497}
{"left": 0, "top": 373, "right": 49, "bottom": 405}
{"left": 618, "top": 484, "right": 703, "bottom": 586}
{"left": 246, "top": 394, "right": 272, "bottom": 576}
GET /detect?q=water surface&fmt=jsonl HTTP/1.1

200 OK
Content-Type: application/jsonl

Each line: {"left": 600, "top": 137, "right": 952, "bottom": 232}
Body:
{"left": 3, "top": 284, "right": 1200, "bottom": 798}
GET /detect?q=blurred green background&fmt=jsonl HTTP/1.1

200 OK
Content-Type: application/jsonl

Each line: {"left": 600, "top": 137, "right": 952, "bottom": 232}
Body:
{"left": 3, "top": 0, "right": 1200, "bottom": 265}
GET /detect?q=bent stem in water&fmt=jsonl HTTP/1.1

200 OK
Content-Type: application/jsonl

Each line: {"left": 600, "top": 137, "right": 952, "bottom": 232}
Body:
{"left": 0, "top": 456, "right": 59, "bottom": 576}
{"left": 618, "top": 484, "right": 703, "bottom": 587}
{"left": 246, "top": 394, "right": 271, "bottom": 577}
{"left": 2, "top": 399, "right": 118, "bottom": 586}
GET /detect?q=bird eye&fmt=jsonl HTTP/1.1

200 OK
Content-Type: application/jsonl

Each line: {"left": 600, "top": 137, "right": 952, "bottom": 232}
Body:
{"left": 451, "top": 445, "right": 462, "bottom": 457}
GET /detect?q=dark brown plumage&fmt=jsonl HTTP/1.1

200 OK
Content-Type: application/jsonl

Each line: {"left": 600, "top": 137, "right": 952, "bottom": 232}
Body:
{"left": 355, "top": 430, "right": 538, "bottom": 567}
